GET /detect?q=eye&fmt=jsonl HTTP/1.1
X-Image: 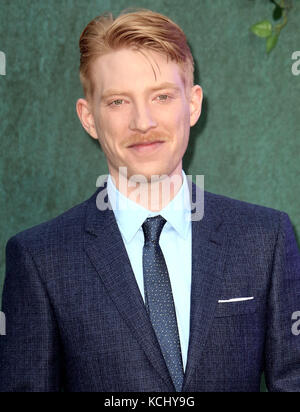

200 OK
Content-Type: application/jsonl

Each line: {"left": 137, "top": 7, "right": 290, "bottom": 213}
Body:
{"left": 156, "top": 94, "right": 170, "bottom": 102}
{"left": 109, "top": 99, "right": 124, "bottom": 106}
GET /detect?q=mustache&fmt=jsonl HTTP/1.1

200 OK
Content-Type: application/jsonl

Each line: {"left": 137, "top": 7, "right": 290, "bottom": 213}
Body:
{"left": 124, "top": 133, "right": 169, "bottom": 148}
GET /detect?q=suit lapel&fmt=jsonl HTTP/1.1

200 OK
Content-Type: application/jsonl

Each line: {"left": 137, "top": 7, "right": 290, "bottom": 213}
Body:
{"left": 84, "top": 183, "right": 175, "bottom": 390}
{"left": 182, "top": 183, "right": 229, "bottom": 390}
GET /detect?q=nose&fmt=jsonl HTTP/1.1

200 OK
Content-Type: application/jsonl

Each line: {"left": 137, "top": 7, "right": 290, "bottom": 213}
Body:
{"left": 129, "top": 101, "right": 157, "bottom": 133}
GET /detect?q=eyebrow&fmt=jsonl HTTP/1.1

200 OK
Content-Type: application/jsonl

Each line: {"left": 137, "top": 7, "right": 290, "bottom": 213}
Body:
{"left": 101, "top": 82, "right": 182, "bottom": 101}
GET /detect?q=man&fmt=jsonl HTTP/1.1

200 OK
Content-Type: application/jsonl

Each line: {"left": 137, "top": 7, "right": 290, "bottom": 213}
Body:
{"left": 0, "top": 9, "right": 300, "bottom": 392}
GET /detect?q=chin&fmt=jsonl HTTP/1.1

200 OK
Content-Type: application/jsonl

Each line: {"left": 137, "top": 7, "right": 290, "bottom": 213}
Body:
{"left": 133, "top": 167, "right": 173, "bottom": 182}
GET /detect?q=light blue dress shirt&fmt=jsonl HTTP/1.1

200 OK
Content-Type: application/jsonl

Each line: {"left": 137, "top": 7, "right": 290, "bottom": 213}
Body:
{"left": 107, "top": 170, "right": 192, "bottom": 371}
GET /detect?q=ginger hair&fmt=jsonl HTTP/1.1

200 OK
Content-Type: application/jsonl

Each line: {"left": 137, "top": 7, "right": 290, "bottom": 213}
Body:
{"left": 79, "top": 9, "right": 194, "bottom": 99}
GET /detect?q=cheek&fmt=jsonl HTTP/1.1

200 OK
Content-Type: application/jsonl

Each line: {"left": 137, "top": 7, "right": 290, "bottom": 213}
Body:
{"left": 97, "top": 114, "right": 125, "bottom": 152}
{"left": 157, "top": 106, "right": 183, "bottom": 132}
{"left": 164, "top": 106, "right": 190, "bottom": 141}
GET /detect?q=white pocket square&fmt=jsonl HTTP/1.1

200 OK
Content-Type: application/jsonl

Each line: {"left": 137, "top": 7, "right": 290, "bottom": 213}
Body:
{"left": 218, "top": 297, "right": 254, "bottom": 303}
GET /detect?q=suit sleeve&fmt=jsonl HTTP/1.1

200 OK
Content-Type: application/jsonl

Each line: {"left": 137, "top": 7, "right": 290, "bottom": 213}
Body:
{"left": 0, "top": 236, "right": 63, "bottom": 392}
{"left": 264, "top": 212, "right": 300, "bottom": 392}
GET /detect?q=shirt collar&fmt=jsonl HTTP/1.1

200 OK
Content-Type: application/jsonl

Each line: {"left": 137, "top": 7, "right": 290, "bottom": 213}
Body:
{"left": 107, "top": 170, "right": 191, "bottom": 243}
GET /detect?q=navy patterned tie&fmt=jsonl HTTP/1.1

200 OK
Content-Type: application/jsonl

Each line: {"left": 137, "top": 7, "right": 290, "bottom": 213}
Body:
{"left": 142, "top": 215, "right": 184, "bottom": 392}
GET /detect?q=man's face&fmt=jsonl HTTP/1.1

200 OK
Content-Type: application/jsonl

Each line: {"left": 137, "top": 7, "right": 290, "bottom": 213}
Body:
{"left": 77, "top": 48, "right": 202, "bottom": 182}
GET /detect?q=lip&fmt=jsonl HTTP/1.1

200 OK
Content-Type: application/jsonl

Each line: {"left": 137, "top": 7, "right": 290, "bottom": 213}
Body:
{"left": 128, "top": 141, "right": 165, "bottom": 154}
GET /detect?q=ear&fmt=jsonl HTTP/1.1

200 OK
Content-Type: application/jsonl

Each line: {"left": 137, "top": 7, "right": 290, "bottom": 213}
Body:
{"left": 76, "top": 98, "right": 98, "bottom": 140}
{"left": 189, "top": 85, "right": 203, "bottom": 127}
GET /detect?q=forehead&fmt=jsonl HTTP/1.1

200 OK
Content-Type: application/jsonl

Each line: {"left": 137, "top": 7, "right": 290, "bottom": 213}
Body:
{"left": 90, "top": 48, "right": 185, "bottom": 96}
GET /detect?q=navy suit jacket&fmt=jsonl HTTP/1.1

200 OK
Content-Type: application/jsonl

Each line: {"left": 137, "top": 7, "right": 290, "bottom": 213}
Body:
{"left": 1, "top": 182, "right": 300, "bottom": 392}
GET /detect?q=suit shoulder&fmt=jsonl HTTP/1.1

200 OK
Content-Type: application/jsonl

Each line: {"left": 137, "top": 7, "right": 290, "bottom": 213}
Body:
{"left": 204, "top": 190, "right": 284, "bottom": 230}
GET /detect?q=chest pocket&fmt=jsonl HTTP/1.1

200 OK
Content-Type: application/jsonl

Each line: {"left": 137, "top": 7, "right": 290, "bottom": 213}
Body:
{"left": 214, "top": 298, "right": 258, "bottom": 318}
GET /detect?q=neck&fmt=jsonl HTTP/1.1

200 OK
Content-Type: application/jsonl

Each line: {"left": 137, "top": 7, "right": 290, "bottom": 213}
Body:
{"left": 111, "top": 169, "right": 183, "bottom": 212}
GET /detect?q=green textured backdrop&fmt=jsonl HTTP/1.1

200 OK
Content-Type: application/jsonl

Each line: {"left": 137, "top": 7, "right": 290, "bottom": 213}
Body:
{"left": 0, "top": 0, "right": 299, "bottom": 391}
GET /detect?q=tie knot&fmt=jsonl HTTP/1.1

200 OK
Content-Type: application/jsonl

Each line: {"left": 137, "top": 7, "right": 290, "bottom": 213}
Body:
{"left": 142, "top": 215, "right": 167, "bottom": 244}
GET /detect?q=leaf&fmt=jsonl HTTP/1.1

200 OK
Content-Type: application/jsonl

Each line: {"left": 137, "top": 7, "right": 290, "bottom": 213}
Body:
{"left": 266, "top": 33, "right": 279, "bottom": 53}
{"left": 273, "top": 5, "right": 283, "bottom": 20}
{"left": 251, "top": 20, "right": 273, "bottom": 38}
